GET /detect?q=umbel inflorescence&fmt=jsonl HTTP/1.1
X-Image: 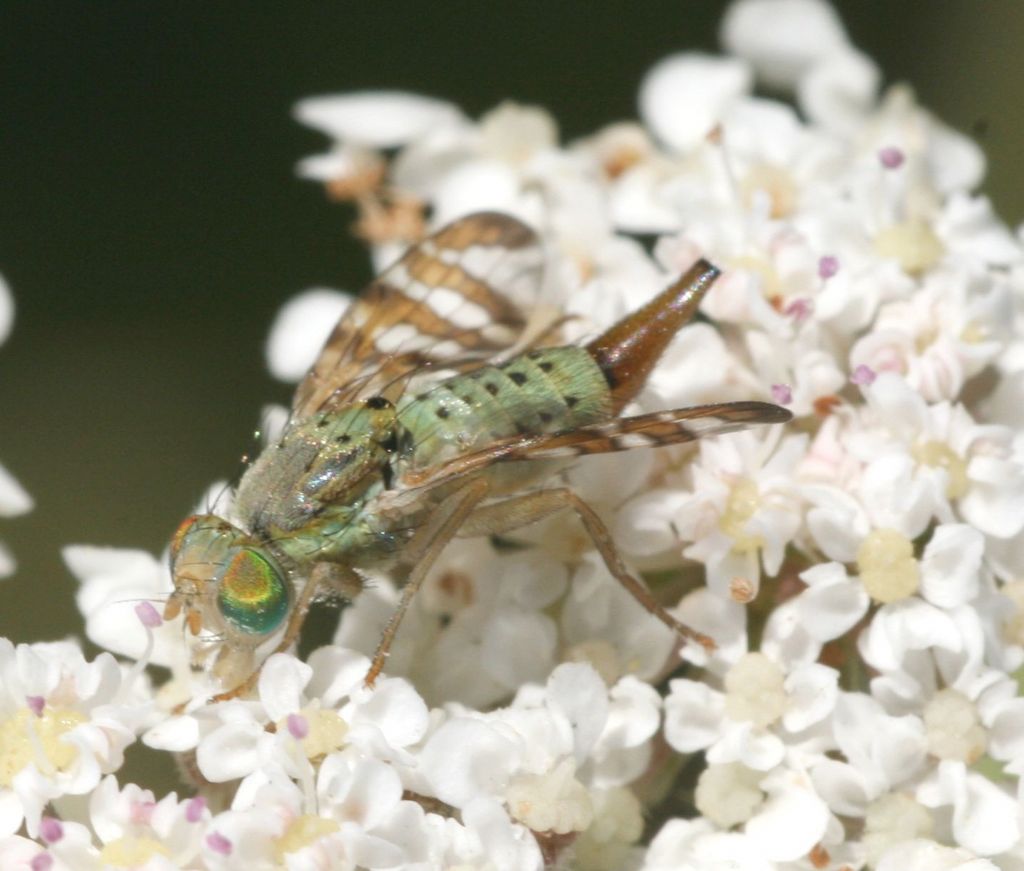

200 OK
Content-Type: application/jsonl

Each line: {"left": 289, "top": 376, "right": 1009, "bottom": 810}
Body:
{"left": 5, "top": 1, "right": 1024, "bottom": 868}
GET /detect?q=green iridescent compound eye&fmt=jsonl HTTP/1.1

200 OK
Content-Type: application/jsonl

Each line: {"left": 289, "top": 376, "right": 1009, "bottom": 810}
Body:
{"left": 169, "top": 514, "right": 199, "bottom": 561}
{"left": 217, "top": 550, "right": 289, "bottom": 635}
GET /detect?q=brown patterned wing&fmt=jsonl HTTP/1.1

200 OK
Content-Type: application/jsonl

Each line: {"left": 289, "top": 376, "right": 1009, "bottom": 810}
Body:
{"left": 292, "top": 212, "right": 545, "bottom": 420}
{"left": 400, "top": 401, "right": 792, "bottom": 490}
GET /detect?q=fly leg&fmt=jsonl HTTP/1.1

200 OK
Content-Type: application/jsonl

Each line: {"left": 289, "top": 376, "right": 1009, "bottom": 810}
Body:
{"left": 364, "top": 477, "right": 490, "bottom": 688}
{"left": 212, "top": 562, "right": 362, "bottom": 703}
{"left": 458, "top": 488, "right": 715, "bottom": 652}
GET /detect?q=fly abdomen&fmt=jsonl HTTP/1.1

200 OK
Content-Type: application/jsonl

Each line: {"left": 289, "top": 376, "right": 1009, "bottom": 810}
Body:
{"left": 586, "top": 259, "right": 719, "bottom": 413}
{"left": 397, "top": 347, "right": 611, "bottom": 466}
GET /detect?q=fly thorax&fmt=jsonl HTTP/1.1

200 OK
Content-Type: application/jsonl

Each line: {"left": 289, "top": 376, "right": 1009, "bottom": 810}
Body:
{"left": 235, "top": 397, "right": 401, "bottom": 538}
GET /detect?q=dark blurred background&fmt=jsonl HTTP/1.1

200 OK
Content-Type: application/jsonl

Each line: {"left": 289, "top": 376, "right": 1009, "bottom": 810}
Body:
{"left": 1, "top": 0, "right": 1022, "bottom": 647}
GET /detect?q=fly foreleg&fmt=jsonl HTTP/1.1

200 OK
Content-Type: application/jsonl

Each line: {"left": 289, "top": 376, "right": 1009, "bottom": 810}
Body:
{"left": 212, "top": 562, "right": 363, "bottom": 703}
{"left": 458, "top": 488, "right": 715, "bottom": 652}
{"left": 364, "top": 476, "right": 491, "bottom": 688}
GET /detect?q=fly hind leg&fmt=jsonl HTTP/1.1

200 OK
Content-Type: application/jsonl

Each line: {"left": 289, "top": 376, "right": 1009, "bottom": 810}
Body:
{"left": 458, "top": 488, "right": 715, "bottom": 652}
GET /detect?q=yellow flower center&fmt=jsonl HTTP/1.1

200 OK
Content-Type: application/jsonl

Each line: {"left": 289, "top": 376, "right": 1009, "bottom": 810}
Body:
{"left": 567, "top": 786, "right": 644, "bottom": 870}
{"left": 960, "top": 321, "right": 987, "bottom": 344}
{"left": 914, "top": 324, "right": 939, "bottom": 355}
{"left": 0, "top": 706, "right": 87, "bottom": 787}
{"left": 719, "top": 479, "right": 764, "bottom": 554}
{"left": 277, "top": 708, "right": 349, "bottom": 760}
{"left": 563, "top": 640, "right": 622, "bottom": 687}
{"left": 696, "top": 762, "right": 766, "bottom": 828}
{"left": 741, "top": 163, "right": 798, "bottom": 219}
{"left": 274, "top": 815, "right": 341, "bottom": 861}
{"left": 857, "top": 529, "right": 919, "bottom": 603}
{"left": 913, "top": 440, "right": 969, "bottom": 499}
{"left": 724, "top": 652, "right": 786, "bottom": 728}
{"left": 862, "top": 792, "right": 934, "bottom": 866}
{"left": 1001, "top": 581, "right": 1024, "bottom": 646}
{"left": 731, "top": 255, "right": 781, "bottom": 300}
{"left": 874, "top": 220, "right": 944, "bottom": 275}
{"left": 506, "top": 759, "right": 594, "bottom": 835}
{"left": 98, "top": 837, "right": 171, "bottom": 866}
{"left": 923, "top": 688, "right": 987, "bottom": 763}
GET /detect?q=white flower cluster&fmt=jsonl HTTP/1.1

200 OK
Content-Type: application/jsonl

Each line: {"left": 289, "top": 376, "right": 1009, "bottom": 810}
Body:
{"left": 5, "top": 0, "right": 1024, "bottom": 868}
{"left": 0, "top": 273, "right": 32, "bottom": 579}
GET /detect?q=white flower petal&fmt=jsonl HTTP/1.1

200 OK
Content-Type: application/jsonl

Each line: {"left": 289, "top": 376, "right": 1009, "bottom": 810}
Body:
{"left": 546, "top": 662, "right": 609, "bottom": 763}
{"left": 431, "top": 159, "right": 522, "bottom": 225}
{"left": 875, "top": 839, "right": 998, "bottom": 871}
{"left": 0, "top": 463, "right": 31, "bottom": 516}
{"left": 0, "top": 544, "right": 14, "bottom": 578}
{"left": 345, "top": 830, "right": 407, "bottom": 870}
{"left": 644, "top": 818, "right": 775, "bottom": 871}
{"left": 962, "top": 454, "right": 1024, "bottom": 538}
{"left": 707, "top": 721, "right": 786, "bottom": 771}
{"left": 66, "top": 545, "right": 181, "bottom": 667}
{"left": 265, "top": 288, "right": 350, "bottom": 382}
{"left": 802, "top": 487, "right": 868, "bottom": 563}
{"left": 306, "top": 645, "right": 371, "bottom": 705}
{"left": 296, "top": 146, "right": 363, "bottom": 182}
{"left": 928, "top": 129, "right": 987, "bottom": 195}
{"left": 258, "top": 653, "right": 312, "bottom": 721}
{"left": 720, "top": 0, "right": 849, "bottom": 91}
{"left": 460, "top": 798, "right": 544, "bottom": 871}
{"left": 350, "top": 677, "right": 429, "bottom": 749}
{"left": 952, "top": 775, "right": 1019, "bottom": 857}
{"left": 833, "top": 692, "right": 926, "bottom": 795}
{"left": 860, "top": 453, "right": 935, "bottom": 538}
{"left": 859, "top": 599, "right": 963, "bottom": 671}
{"left": 744, "top": 771, "right": 830, "bottom": 861}
{"left": 609, "top": 165, "right": 684, "bottom": 233}
{"left": 810, "top": 757, "right": 870, "bottom": 816}
{"left": 0, "top": 790, "right": 24, "bottom": 838}
{"left": 321, "top": 757, "right": 402, "bottom": 831}
{"left": 987, "top": 697, "right": 1024, "bottom": 761}
{"left": 939, "top": 195, "right": 1020, "bottom": 263}
{"left": 196, "top": 721, "right": 267, "bottom": 783}
{"left": 797, "top": 47, "right": 880, "bottom": 133}
{"left": 0, "top": 274, "right": 12, "bottom": 347}
{"left": 663, "top": 680, "right": 724, "bottom": 753}
{"left": 794, "top": 563, "right": 870, "bottom": 642}
{"left": 295, "top": 91, "right": 463, "bottom": 148}
{"left": 639, "top": 53, "right": 752, "bottom": 152}
{"left": 925, "top": 761, "right": 1019, "bottom": 855}
{"left": 600, "top": 677, "right": 661, "bottom": 750}
{"left": 481, "top": 609, "right": 557, "bottom": 690}
{"left": 674, "top": 588, "right": 749, "bottom": 671}
{"left": 783, "top": 662, "right": 838, "bottom": 732}
{"left": 418, "top": 719, "right": 518, "bottom": 808}
{"left": 496, "top": 551, "right": 568, "bottom": 610}
{"left": 920, "top": 524, "right": 984, "bottom": 608}
{"left": 924, "top": 761, "right": 1021, "bottom": 857}
{"left": 761, "top": 599, "right": 822, "bottom": 666}
{"left": 143, "top": 715, "right": 200, "bottom": 752}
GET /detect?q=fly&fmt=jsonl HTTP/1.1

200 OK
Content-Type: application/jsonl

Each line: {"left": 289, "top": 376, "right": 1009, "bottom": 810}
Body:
{"left": 163, "top": 212, "right": 791, "bottom": 697}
